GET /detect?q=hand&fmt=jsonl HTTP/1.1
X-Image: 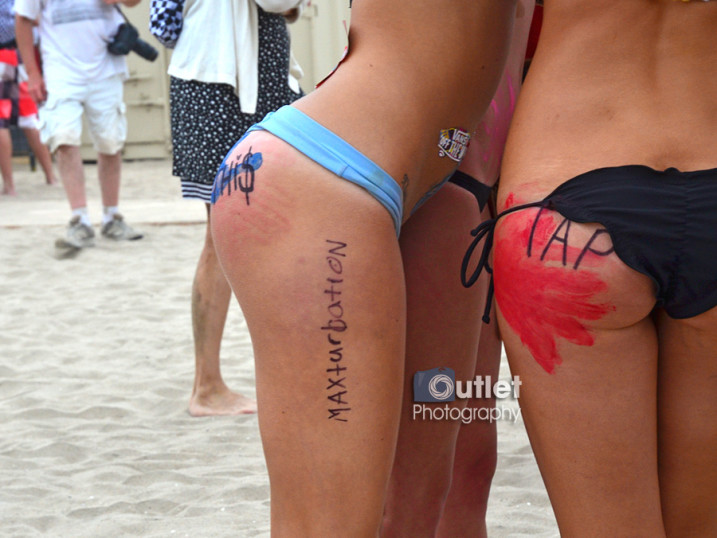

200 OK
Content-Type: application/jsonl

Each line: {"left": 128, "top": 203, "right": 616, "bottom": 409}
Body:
{"left": 103, "top": 0, "right": 141, "bottom": 5}
{"left": 282, "top": 7, "right": 301, "bottom": 23}
{"left": 27, "top": 72, "right": 47, "bottom": 104}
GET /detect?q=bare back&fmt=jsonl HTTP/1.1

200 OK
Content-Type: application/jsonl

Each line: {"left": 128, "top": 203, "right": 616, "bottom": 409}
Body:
{"left": 501, "top": 0, "right": 717, "bottom": 200}
{"left": 296, "top": 0, "right": 518, "bottom": 215}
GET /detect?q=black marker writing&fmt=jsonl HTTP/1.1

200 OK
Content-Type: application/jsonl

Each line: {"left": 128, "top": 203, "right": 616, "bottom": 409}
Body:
{"left": 541, "top": 218, "right": 571, "bottom": 265}
{"left": 573, "top": 229, "right": 614, "bottom": 270}
{"left": 323, "top": 239, "right": 351, "bottom": 422}
{"left": 527, "top": 211, "right": 614, "bottom": 269}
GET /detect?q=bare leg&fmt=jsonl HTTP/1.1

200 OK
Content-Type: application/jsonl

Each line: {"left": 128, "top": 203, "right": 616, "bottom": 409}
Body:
{"left": 656, "top": 310, "right": 717, "bottom": 536}
{"left": 96, "top": 151, "right": 121, "bottom": 208}
{"left": 0, "top": 128, "right": 15, "bottom": 195}
{"left": 22, "top": 127, "right": 57, "bottom": 185}
{"left": 382, "top": 184, "right": 486, "bottom": 536}
{"left": 406, "top": 3, "right": 534, "bottom": 528}
{"left": 188, "top": 204, "right": 256, "bottom": 416}
{"left": 212, "top": 132, "right": 406, "bottom": 535}
{"left": 494, "top": 208, "right": 665, "bottom": 536}
{"left": 437, "top": 305, "right": 501, "bottom": 538}
{"left": 55, "top": 144, "right": 86, "bottom": 209}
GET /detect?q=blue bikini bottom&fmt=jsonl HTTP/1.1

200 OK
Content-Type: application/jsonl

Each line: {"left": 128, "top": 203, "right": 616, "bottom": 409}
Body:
{"left": 240, "top": 105, "right": 403, "bottom": 235}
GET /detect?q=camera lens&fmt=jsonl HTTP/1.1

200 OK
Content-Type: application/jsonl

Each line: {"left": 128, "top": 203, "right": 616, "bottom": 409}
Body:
{"left": 132, "top": 38, "right": 159, "bottom": 62}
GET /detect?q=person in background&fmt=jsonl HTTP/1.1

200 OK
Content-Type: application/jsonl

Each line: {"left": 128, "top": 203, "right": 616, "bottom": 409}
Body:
{"left": 150, "top": 0, "right": 306, "bottom": 416}
{"left": 382, "top": 2, "right": 535, "bottom": 535}
{"left": 15, "top": 0, "right": 143, "bottom": 256}
{"left": 0, "top": 0, "right": 56, "bottom": 195}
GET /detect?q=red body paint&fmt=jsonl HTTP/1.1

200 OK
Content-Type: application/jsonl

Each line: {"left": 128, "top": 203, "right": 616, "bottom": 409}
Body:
{"left": 494, "top": 203, "right": 615, "bottom": 373}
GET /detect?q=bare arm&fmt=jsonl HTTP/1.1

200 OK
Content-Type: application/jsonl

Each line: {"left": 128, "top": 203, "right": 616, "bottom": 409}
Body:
{"left": 14, "top": 14, "right": 46, "bottom": 104}
{"left": 104, "top": 0, "right": 142, "bottom": 7}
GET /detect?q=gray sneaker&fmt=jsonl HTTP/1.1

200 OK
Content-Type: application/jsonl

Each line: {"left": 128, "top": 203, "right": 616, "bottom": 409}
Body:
{"left": 64, "top": 216, "right": 95, "bottom": 248}
{"left": 101, "top": 214, "right": 143, "bottom": 241}
{"left": 54, "top": 216, "right": 95, "bottom": 259}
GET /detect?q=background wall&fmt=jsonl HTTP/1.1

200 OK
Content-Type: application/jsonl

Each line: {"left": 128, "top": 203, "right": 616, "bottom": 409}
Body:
{"left": 80, "top": 1, "right": 351, "bottom": 160}
{"left": 288, "top": 0, "right": 351, "bottom": 92}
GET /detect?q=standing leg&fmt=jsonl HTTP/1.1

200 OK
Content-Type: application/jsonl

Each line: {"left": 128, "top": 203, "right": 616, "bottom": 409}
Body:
{"left": 0, "top": 49, "right": 19, "bottom": 195}
{"left": 655, "top": 310, "right": 717, "bottom": 536}
{"left": 22, "top": 127, "right": 57, "bottom": 185}
{"left": 212, "top": 133, "right": 406, "bottom": 535}
{"left": 96, "top": 151, "right": 142, "bottom": 240}
{"left": 55, "top": 144, "right": 86, "bottom": 209}
{"left": 17, "top": 60, "right": 57, "bottom": 185}
{"left": 83, "top": 73, "right": 142, "bottom": 238}
{"left": 53, "top": 144, "right": 95, "bottom": 255}
{"left": 189, "top": 204, "right": 256, "bottom": 416}
{"left": 0, "top": 127, "right": 15, "bottom": 195}
{"left": 97, "top": 151, "right": 121, "bottom": 209}
{"left": 383, "top": 184, "right": 486, "bottom": 536}
{"left": 437, "top": 308, "right": 502, "bottom": 538}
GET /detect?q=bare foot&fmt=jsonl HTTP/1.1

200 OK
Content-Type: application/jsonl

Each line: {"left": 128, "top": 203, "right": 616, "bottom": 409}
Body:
{"left": 188, "top": 387, "right": 257, "bottom": 417}
{"left": 46, "top": 176, "right": 59, "bottom": 186}
{"left": 2, "top": 184, "right": 16, "bottom": 195}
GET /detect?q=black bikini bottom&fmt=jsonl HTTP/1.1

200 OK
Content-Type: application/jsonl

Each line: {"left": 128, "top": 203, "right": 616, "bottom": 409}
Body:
{"left": 462, "top": 164, "right": 717, "bottom": 322}
{"left": 449, "top": 170, "right": 492, "bottom": 212}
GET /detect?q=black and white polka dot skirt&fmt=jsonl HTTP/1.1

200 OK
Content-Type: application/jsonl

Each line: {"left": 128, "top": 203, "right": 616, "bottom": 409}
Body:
{"left": 170, "top": 8, "right": 303, "bottom": 202}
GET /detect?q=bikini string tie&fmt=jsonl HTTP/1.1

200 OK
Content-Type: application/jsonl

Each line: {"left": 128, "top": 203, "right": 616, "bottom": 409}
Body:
{"left": 460, "top": 200, "right": 547, "bottom": 324}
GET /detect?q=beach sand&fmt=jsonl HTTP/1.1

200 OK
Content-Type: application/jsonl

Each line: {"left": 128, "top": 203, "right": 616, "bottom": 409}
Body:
{"left": 0, "top": 159, "right": 557, "bottom": 537}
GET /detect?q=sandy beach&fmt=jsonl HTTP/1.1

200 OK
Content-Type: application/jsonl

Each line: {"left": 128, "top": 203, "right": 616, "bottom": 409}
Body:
{"left": 0, "top": 159, "right": 557, "bottom": 537}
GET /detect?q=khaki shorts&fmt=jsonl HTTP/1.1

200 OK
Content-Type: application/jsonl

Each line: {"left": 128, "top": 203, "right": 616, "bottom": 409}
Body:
{"left": 40, "top": 75, "right": 126, "bottom": 154}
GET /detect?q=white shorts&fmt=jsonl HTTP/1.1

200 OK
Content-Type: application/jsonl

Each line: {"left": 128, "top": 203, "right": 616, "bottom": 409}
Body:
{"left": 39, "top": 75, "right": 127, "bottom": 154}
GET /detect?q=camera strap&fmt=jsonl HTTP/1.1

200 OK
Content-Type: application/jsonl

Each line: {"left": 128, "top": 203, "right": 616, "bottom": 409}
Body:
{"left": 113, "top": 5, "right": 131, "bottom": 24}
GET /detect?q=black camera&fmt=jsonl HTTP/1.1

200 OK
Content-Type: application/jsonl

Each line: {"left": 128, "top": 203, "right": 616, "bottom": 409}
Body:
{"left": 108, "top": 23, "right": 158, "bottom": 62}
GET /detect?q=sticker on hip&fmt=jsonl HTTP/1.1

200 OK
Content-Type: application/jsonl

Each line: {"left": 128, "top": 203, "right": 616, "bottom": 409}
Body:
{"left": 438, "top": 128, "right": 471, "bottom": 162}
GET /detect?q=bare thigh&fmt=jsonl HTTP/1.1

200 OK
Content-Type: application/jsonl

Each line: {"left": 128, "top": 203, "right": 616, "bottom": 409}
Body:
{"left": 383, "top": 184, "right": 486, "bottom": 535}
{"left": 211, "top": 130, "right": 406, "bottom": 535}
{"left": 493, "top": 207, "right": 665, "bottom": 536}
{"left": 655, "top": 308, "right": 717, "bottom": 536}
